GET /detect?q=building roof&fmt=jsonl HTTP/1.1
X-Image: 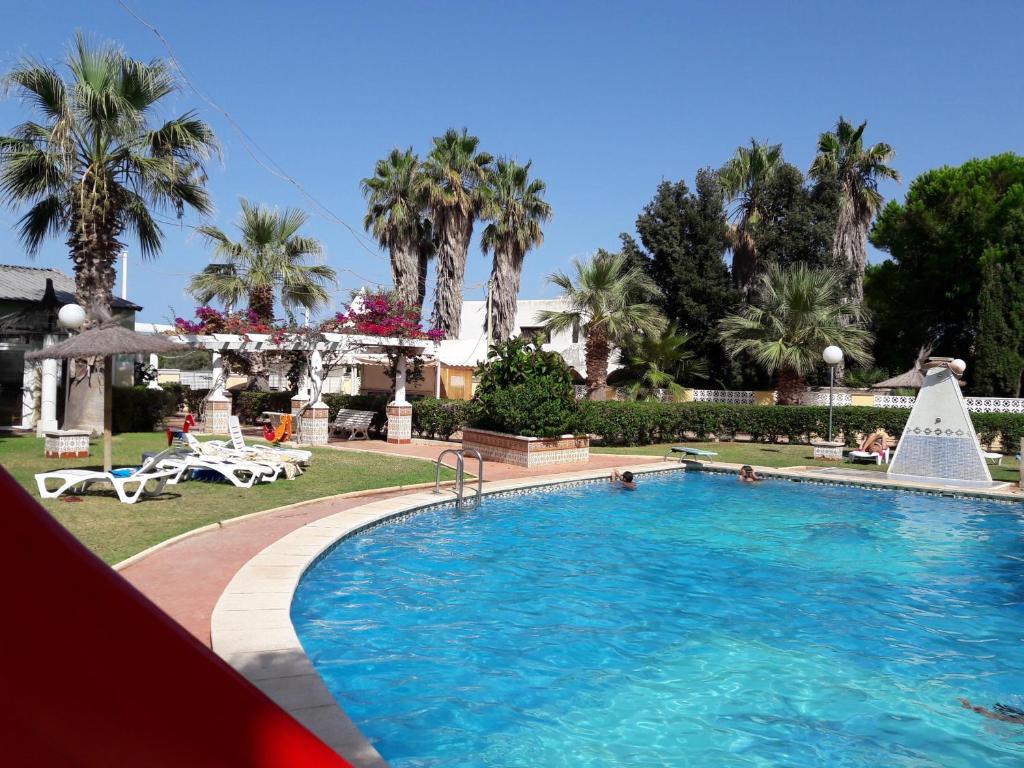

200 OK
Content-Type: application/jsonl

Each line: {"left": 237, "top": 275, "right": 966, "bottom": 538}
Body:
{"left": 0, "top": 265, "right": 141, "bottom": 311}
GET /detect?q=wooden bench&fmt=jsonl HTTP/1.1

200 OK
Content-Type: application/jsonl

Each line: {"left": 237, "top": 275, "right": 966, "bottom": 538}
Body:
{"left": 331, "top": 408, "right": 375, "bottom": 441}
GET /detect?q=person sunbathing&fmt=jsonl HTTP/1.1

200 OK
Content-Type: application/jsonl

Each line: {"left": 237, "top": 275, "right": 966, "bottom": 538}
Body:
{"left": 859, "top": 432, "right": 887, "bottom": 458}
{"left": 960, "top": 698, "right": 1024, "bottom": 724}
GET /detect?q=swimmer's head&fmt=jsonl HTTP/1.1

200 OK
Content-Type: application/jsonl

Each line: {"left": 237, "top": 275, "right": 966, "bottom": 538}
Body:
{"left": 622, "top": 471, "right": 634, "bottom": 483}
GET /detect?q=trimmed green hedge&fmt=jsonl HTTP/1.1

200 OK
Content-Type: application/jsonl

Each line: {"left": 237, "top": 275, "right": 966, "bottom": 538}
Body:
{"left": 578, "top": 402, "right": 1024, "bottom": 448}
{"left": 112, "top": 386, "right": 179, "bottom": 433}
{"left": 401, "top": 399, "right": 1024, "bottom": 450}
{"left": 413, "top": 399, "right": 481, "bottom": 440}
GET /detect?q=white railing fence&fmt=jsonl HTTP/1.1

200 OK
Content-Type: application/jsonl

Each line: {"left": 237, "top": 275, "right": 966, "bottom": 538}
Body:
{"left": 964, "top": 397, "right": 1024, "bottom": 413}
{"left": 801, "top": 391, "right": 853, "bottom": 406}
{"left": 690, "top": 389, "right": 756, "bottom": 404}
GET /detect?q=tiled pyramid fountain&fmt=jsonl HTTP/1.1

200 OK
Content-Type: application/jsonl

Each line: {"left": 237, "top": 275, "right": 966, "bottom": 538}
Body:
{"left": 887, "top": 357, "right": 998, "bottom": 487}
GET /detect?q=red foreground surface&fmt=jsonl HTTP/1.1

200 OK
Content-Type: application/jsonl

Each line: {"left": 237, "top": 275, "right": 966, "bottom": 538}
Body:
{"left": 0, "top": 468, "right": 351, "bottom": 768}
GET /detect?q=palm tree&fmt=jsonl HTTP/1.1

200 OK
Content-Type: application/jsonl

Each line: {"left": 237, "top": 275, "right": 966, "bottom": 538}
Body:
{"left": 414, "top": 214, "right": 437, "bottom": 310}
{"left": 615, "top": 323, "right": 709, "bottom": 401}
{"left": 538, "top": 251, "right": 664, "bottom": 400}
{"left": 188, "top": 199, "right": 336, "bottom": 322}
{"left": 718, "top": 140, "right": 784, "bottom": 294}
{"left": 0, "top": 34, "right": 217, "bottom": 431}
{"left": 809, "top": 117, "right": 899, "bottom": 303}
{"left": 718, "top": 263, "right": 873, "bottom": 403}
{"left": 481, "top": 158, "right": 552, "bottom": 342}
{"left": 422, "top": 128, "right": 493, "bottom": 338}
{"left": 360, "top": 148, "right": 429, "bottom": 308}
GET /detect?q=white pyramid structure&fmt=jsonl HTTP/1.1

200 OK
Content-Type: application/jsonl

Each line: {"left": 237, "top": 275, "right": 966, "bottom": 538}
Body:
{"left": 887, "top": 359, "right": 992, "bottom": 483}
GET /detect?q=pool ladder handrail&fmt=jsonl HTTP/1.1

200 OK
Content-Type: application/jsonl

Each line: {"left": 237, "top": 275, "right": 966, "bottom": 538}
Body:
{"left": 434, "top": 448, "right": 483, "bottom": 507}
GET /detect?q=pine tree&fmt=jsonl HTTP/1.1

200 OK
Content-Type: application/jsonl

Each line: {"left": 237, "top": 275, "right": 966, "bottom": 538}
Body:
{"left": 975, "top": 242, "right": 1024, "bottom": 396}
{"left": 622, "top": 170, "right": 736, "bottom": 384}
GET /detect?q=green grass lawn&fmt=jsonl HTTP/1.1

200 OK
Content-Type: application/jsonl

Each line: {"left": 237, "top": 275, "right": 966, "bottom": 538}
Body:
{"left": 1, "top": 432, "right": 452, "bottom": 565}
{"left": 592, "top": 441, "right": 1022, "bottom": 483}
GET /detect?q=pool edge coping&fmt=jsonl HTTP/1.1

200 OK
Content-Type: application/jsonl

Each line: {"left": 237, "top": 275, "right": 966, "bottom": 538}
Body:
{"left": 209, "top": 460, "right": 1023, "bottom": 767}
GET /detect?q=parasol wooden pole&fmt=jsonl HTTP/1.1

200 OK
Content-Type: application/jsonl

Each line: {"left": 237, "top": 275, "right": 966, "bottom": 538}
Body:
{"left": 103, "top": 356, "right": 113, "bottom": 472}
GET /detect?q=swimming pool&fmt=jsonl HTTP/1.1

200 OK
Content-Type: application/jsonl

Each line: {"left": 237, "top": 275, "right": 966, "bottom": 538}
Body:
{"left": 292, "top": 471, "right": 1024, "bottom": 767}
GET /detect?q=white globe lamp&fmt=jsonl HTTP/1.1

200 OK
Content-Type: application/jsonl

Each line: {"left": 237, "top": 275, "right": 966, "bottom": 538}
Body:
{"left": 57, "top": 303, "right": 86, "bottom": 331}
{"left": 822, "top": 346, "right": 844, "bottom": 441}
{"left": 822, "top": 345, "right": 844, "bottom": 366}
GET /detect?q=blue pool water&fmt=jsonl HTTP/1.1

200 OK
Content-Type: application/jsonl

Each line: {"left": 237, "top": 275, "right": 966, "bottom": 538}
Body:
{"left": 292, "top": 471, "right": 1024, "bottom": 767}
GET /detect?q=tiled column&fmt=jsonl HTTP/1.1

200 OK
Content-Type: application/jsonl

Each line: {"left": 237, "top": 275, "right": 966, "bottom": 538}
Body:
{"left": 290, "top": 396, "right": 307, "bottom": 444}
{"left": 386, "top": 404, "right": 413, "bottom": 445}
{"left": 295, "top": 398, "right": 329, "bottom": 445}
{"left": 204, "top": 392, "right": 232, "bottom": 435}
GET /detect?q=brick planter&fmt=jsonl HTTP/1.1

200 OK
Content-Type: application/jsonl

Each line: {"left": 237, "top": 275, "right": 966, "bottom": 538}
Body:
{"left": 462, "top": 427, "right": 589, "bottom": 468}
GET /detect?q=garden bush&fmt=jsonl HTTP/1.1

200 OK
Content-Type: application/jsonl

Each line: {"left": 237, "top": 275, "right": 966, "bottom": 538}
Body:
{"left": 413, "top": 399, "right": 481, "bottom": 440}
{"left": 577, "top": 401, "right": 1024, "bottom": 448}
{"left": 234, "top": 391, "right": 295, "bottom": 424}
{"left": 472, "top": 337, "right": 579, "bottom": 438}
{"left": 389, "top": 393, "right": 1024, "bottom": 450}
{"left": 112, "top": 386, "right": 179, "bottom": 432}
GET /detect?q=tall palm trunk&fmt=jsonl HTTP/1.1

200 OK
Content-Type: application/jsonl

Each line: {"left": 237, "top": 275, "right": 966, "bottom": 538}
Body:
{"left": 585, "top": 325, "right": 611, "bottom": 401}
{"left": 775, "top": 366, "right": 805, "bottom": 405}
{"left": 416, "top": 249, "right": 430, "bottom": 310}
{"left": 248, "top": 286, "right": 275, "bottom": 323}
{"left": 488, "top": 244, "right": 524, "bottom": 342}
{"left": 65, "top": 176, "right": 121, "bottom": 434}
{"left": 390, "top": 239, "right": 419, "bottom": 307}
{"left": 729, "top": 225, "right": 758, "bottom": 296}
{"left": 432, "top": 212, "right": 472, "bottom": 339}
{"left": 832, "top": 195, "right": 869, "bottom": 303}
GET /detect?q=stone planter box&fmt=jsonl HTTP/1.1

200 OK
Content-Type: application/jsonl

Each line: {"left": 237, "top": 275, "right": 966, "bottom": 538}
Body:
{"left": 462, "top": 427, "right": 589, "bottom": 468}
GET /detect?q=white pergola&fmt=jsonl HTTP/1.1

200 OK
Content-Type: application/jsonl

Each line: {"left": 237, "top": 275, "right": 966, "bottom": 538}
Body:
{"left": 169, "top": 333, "right": 437, "bottom": 406}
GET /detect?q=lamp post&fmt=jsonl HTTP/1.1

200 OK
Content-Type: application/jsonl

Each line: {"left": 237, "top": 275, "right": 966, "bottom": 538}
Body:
{"left": 823, "top": 345, "right": 844, "bottom": 442}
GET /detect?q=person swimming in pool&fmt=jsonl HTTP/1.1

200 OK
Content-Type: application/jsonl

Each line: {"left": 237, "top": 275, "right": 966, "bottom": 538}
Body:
{"left": 960, "top": 698, "right": 1024, "bottom": 723}
{"left": 610, "top": 469, "right": 637, "bottom": 490}
{"left": 738, "top": 465, "right": 763, "bottom": 483}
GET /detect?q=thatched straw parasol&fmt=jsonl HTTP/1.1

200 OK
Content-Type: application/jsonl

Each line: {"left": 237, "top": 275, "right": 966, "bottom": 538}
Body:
{"left": 872, "top": 345, "right": 932, "bottom": 390}
{"left": 27, "top": 324, "right": 179, "bottom": 472}
{"left": 872, "top": 368, "right": 925, "bottom": 390}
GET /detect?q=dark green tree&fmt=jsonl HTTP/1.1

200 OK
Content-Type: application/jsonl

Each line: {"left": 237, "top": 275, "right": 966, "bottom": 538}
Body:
{"left": 754, "top": 163, "right": 841, "bottom": 275}
{"left": 868, "top": 153, "right": 1024, "bottom": 385}
{"left": 974, "top": 237, "right": 1024, "bottom": 396}
{"left": 621, "top": 170, "right": 737, "bottom": 384}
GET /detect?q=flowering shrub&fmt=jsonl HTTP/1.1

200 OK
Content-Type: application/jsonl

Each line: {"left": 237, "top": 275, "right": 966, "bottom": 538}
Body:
{"left": 326, "top": 292, "right": 444, "bottom": 341}
{"left": 174, "top": 307, "right": 287, "bottom": 342}
{"left": 174, "top": 293, "right": 442, "bottom": 341}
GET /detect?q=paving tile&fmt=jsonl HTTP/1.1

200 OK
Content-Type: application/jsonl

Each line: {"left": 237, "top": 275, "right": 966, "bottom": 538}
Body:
{"left": 217, "top": 648, "right": 314, "bottom": 682}
{"left": 290, "top": 705, "right": 387, "bottom": 768}
{"left": 213, "top": 626, "right": 300, "bottom": 655}
{"left": 211, "top": 608, "right": 292, "bottom": 632}
{"left": 215, "top": 591, "right": 293, "bottom": 611}
{"left": 255, "top": 673, "right": 336, "bottom": 709}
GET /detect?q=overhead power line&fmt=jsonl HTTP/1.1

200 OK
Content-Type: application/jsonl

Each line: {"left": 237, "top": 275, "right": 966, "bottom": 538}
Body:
{"left": 115, "top": 0, "right": 388, "bottom": 266}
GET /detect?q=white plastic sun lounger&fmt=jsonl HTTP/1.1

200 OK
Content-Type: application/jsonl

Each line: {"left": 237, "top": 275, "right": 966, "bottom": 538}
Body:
{"left": 175, "top": 432, "right": 290, "bottom": 480}
{"left": 206, "top": 416, "right": 312, "bottom": 464}
{"left": 848, "top": 447, "right": 890, "bottom": 465}
{"left": 665, "top": 446, "right": 718, "bottom": 462}
{"left": 155, "top": 453, "right": 279, "bottom": 488}
{"left": 35, "top": 448, "right": 187, "bottom": 504}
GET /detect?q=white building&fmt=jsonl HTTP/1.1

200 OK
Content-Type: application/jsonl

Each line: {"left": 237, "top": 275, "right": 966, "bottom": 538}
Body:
{"left": 441, "top": 298, "right": 618, "bottom": 381}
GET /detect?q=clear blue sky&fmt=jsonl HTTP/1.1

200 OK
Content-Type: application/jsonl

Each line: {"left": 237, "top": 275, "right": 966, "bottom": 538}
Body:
{"left": 1, "top": 1, "right": 1022, "bottom": 324}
